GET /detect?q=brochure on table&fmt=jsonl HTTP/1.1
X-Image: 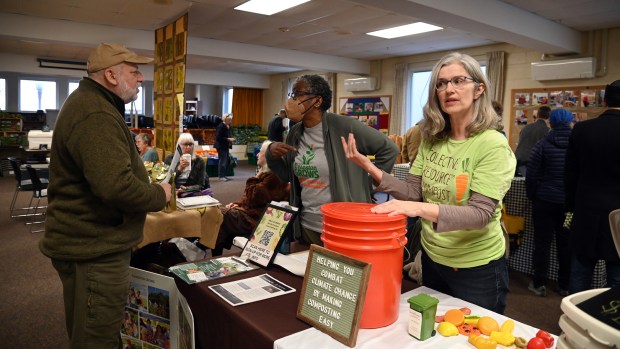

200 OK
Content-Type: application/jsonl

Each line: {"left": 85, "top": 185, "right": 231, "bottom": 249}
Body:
{"left": 168, "top": 256, "right": 258, "bottom": 284}
{"left": 176, "top": 195, "right": 220, "bottom": 209}
{"left": 209, "top": 273, "right": 296, "bottom": 306}
{"left": 239, "top": 202, "right": 298, "bottom": 267}
{"left": 121, "top": 267, "right": 195, "bottom": 349}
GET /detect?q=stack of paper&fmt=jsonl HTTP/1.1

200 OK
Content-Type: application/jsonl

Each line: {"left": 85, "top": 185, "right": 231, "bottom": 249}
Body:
{"left": 176, "top": 195, "right": 220, "bottom": 209}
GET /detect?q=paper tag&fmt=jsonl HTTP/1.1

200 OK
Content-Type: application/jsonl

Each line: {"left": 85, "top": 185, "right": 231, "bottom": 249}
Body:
{"left": 187, "top": 272, "right": 208, "bottom": 282}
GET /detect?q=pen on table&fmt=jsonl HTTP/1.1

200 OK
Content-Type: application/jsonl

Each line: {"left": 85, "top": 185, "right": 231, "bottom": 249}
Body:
{"left": 232, "top": 256, "right": 249, "bottom": 266}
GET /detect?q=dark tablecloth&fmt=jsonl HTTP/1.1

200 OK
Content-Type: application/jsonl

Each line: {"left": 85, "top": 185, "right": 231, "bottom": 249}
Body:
{"left": 175, "top": 262, "right": 418, "bottom": 349}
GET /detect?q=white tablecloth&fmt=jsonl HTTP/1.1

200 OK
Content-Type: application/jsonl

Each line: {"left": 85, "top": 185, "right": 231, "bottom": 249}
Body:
{"left": 274, "top": 286, "right": 556, "bottom": 349}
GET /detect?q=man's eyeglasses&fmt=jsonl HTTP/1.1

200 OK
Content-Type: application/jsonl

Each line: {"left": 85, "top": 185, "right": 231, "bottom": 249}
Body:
{"left": 288, "top": 91, "right": 315, "bottom": 99}
{"left": 435, "top": 76, "right": 476, "bottom": 91}
{"left": 181, "top": 143, "right": 194, "bottom": 147}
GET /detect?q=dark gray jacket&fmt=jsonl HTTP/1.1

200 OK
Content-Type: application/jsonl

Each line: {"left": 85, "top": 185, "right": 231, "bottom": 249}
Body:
{"left": 515, "top": 119, "right": 549, "bottom": 163}
{"left": 266, "top": 112, "right": 398, "bottom": 239}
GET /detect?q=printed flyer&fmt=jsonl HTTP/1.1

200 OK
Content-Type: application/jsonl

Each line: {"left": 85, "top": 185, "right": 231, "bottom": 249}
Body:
{"left": 121, "top": 267, "right": 194, "bottom": 349}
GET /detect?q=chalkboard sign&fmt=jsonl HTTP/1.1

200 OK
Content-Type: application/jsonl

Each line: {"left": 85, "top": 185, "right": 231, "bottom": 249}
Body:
{"left": 296, "top": 245, "right": 371, "bottom": 347}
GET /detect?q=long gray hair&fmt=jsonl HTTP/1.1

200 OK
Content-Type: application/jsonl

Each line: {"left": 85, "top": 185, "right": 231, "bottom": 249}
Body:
{"left": 421, "top": 52, "right": 500, "bottom": 143}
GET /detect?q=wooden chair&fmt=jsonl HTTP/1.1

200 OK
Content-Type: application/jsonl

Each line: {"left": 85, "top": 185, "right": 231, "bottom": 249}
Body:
{"left": 24, "top": 164, "right": 48, "bottom": 233}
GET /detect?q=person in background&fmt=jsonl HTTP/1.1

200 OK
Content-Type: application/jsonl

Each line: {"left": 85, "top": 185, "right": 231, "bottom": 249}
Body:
{"left": 40, "top": 42, "right": 171, "bottom": 348}
{"left": 401, "top": 122, "right": 422, "bottom": 165}
{"left": 565, "top": 80, "right": 620, "bottom": 293}
{"left": 214, "top": 114, "right": 235, "bottom": 182}
{"left": 525, "top": 108, "right": 573, "bottom": 297}
{"left": 342, "top": 52, "right": 515, "bottom": 314}
{"left": 266, "top": 74, "right": 398, "bottom": 246}
{"left": 136, "top": 133, "right": 158, "bottom": 162}
{"left": 492, "top": 100, "right": 506, "bottom": 137}
{"left": 267, "top": 109, "right": 286, "bottom": 142}
{"left": 212, "top": 140, "right": 289, "bottom": 256}
{"left": 164, "top": 133, "right": 208, "bottom": 194}
{"left": 514, "top": 105, "right": 550, "bottom": 176}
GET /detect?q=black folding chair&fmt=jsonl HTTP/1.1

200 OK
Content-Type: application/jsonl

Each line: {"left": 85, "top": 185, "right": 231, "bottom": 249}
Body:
{"left": 8, "top": 157, "right": 49, "bottom": 218}
{"left": 24, "top": 164, "right": 48, "bottom": 233}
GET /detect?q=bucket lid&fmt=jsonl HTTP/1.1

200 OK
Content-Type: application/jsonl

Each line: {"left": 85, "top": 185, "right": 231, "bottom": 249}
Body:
{"left": 321, "top": 202, "right": 407, "bottom": 223}
{"left": 407, "top": 293, "right": 439, "bottom": 310}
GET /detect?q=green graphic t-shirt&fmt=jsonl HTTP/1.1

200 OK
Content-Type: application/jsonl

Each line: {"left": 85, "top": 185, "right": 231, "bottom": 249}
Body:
{"left": 411, "top": 129, "right": 516, "bottom": 268}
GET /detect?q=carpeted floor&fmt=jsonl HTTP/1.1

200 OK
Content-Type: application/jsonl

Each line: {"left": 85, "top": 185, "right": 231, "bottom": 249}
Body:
{"left": 0, "top": 160, "right": 564, "bottom": 348}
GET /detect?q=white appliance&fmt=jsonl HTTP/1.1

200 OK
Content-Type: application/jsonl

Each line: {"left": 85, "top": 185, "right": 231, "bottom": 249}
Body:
{"left": 344, "top": 77, "right": 377, "bottom": 92}
{"left": 531, "top": 57, "right": 596, "bottom": 81}
{"left": 27, "top": 130, "right": 53, "bottom": 150}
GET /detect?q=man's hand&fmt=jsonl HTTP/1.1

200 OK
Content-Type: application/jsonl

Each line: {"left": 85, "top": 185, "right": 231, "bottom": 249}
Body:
{"left": 159, "top": 182, "right": 172, "bottom": 202}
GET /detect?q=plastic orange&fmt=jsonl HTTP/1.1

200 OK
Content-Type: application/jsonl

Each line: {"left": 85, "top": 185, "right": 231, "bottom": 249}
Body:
{"left": 477, "top": 316, "right": 499, "bottom": 336}
{"left": 444, "top": 308, "right": 465, "bottom": 326}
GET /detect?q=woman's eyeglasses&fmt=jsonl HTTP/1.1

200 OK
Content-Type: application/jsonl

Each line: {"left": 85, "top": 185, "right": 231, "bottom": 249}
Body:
{"left": 288, "top": 91, "right": 315, "bottom": 99}
{"left": 181, "top": 143, "right": 194, "bottom": 147}
{"left": 435, "top": 76, "right": 476, "bottom": 91}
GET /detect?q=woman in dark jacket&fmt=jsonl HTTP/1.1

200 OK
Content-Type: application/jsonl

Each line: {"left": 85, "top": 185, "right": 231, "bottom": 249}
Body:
{"left": 525, "top": 108, "right": 573, "bottom": 297}
{"left": 164, "top": 133, "right": 208, "bottom": 193}
{"left": 212, "top": 140, "right": 289, "bottom": 255}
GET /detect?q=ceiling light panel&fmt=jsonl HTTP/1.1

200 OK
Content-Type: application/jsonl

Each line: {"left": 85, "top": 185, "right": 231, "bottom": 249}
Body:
{"left": 235, "top": 0, "right": 311, "bottom": 16}
{"left": 367, "top": 22, "right": 442, "bottom": 39}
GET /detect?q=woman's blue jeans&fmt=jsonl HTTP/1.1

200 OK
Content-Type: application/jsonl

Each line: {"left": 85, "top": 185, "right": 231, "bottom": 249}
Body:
{"left": 421, "top": 249, "right": 509, "bottom": 314}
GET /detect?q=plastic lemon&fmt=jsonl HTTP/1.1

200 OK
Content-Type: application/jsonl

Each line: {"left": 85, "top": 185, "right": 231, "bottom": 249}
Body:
{"left": 437, "top": 321, "right": 459, "bottom": 337}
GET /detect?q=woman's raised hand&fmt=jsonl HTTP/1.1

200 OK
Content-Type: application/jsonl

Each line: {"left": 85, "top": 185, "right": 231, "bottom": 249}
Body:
{"left": 269, "top": 142, "right": 296, "bottom": 158}
{"left": 341, "top": 133, "right": 383, "bottom": 183}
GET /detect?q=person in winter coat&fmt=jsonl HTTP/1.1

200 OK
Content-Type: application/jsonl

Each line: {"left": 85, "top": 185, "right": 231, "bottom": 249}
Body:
{"left": 525, "top": 108, "right": 573, "bottom": 297}
{"left": 565, "top": 80, "right": 620, "bottom": 293}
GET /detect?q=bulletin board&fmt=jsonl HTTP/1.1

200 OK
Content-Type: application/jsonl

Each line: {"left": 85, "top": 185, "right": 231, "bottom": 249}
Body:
{"left": 509, "top": 86, "right": 605, "bottom": 150}
{"left": 338, "top": 96, "right": 391, "bottom": 135}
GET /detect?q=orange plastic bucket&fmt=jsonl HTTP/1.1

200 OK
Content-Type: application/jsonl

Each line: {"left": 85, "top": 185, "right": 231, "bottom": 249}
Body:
{"left": 321, "top": 202, "right": 407, "bottom": 328}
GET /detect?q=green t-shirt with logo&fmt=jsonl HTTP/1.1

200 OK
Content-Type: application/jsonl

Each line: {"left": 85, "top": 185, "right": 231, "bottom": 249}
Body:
{"left": 411, "top": 129, "right": 516, "bottom": 268}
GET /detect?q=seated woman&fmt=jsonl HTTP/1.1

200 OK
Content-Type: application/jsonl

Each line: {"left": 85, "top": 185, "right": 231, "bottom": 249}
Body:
{"left": 212, "top": 140, "right": 289, "bottom": 256}
{"left": 164, "top": 133, "right": 209, "bottom": 193}
{"left": 136, "top": 133, "right": 159, "bottom": 162}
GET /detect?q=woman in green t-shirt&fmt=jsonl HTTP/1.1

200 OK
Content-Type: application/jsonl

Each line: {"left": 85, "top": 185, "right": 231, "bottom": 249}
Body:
{"left": 342, "top": 52, "right": 516, "bottom": 314}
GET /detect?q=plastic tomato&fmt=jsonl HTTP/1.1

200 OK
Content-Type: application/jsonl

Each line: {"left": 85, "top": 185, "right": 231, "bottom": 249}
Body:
{"left": 527, "top": 337, "right": 546, "bottom": 349}
{"left": 458, "top": 323, "right": 481, "bottom": 337}
{"left": 536, "top": 330, "right": 554, "bottom": 348}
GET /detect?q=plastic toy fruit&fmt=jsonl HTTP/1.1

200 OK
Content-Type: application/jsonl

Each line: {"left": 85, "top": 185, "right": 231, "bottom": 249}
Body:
{"left": 490, "top": 330, "right": 515, "bottom": 346}
{"left": 527, "top": 337, "right": 546, "bottom": 349}
{"left": 535, "top": 330, "right": 554, "bottom": 348}
{"left": 476, "top": 316, "right": 500, "bottom": 336}
{"left": 464, "top": 315, "right": 480, "bottom": 325}
{"left": 458, "top": 323, "right": 481, "bottom": 336}
{"left": 468, "top": 334, "right": 498, "bottom": 349}
{"left": 500, "top": 319, "right": 514, "bottom": 334}
{"left": 514, "top": 337, "right": 527, "bottom": 348}
{"left": 444, "top": 308, "right": 465, "bottom": 326}
{"left": 437, "top": 321, "right": 459, "bottom": 336}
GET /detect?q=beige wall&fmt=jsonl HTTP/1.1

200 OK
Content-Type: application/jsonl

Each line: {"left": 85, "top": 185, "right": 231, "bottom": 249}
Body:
{"left": 263, "top": 28, "right": 620, "bottom": 138}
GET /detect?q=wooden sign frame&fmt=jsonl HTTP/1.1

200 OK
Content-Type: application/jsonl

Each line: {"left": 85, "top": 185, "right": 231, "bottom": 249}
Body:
{"left": 296, "top": 245, "right": 371, "bottom": 347}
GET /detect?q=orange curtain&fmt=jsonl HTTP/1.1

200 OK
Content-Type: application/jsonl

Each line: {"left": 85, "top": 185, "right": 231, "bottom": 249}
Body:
{"left": 231, "top": 87, "right": 263, "bottom": 126}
